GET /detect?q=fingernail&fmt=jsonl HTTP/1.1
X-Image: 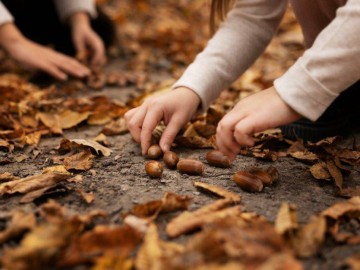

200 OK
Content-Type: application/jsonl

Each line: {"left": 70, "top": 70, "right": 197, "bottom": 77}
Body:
{"left": 163, "top": 144, "right": 170, "bottom": 152}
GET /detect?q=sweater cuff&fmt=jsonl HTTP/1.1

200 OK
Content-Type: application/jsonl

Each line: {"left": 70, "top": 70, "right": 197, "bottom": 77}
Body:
{"left": 0, "top": 3, "right": 14, "bottom": 26}
{"left": 274, "top": 59, "right": 339, "bottom": 121}
{"left": 54, "top": 0, "right": 97, "bottom": 22}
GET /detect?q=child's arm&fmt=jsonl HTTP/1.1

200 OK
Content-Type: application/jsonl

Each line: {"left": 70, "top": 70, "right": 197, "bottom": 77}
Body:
{"left": 0, "top": 22, "right": 90, "bottom": 80}
{"left": 217, "top": 0, "right": 360, "bottom": 159}
{"left": 126, "top": 0, "right": 287, "bottom": 154}
{"left": 53, "top": 0, "right": 106, "bottom": 66}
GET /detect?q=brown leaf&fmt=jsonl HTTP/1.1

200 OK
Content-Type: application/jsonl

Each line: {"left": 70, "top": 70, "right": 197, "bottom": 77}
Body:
{"left": 193, "top": 181, "right": 241, "bottom": 203}
{"left": 20, "top": 185, "right": 60, "bottom": 203}
{"left": 22, "top": 131, "right": 42, "bottom": 146}
{"left": 175, "top": 135, "right": 215, "bottom": 149}
{"left": 59, "top": 138, "right": 112, "bottom": 157}
{"left": 344, "top": 254, "right": 360, "bottom": 270}
{"left": 130, "top": 192, "right": 191, "bottom": 220}
{"left": 0, "top": 172, "right": 19, "bottom": 183}
{"left": 0, "top": 210, "right": 36, "bottom": 244}
{"left": 258, "top": 252, "right": 303, "bottom": 270}
{"left": 63, "top": 151, "right": 94, "bottom": 171}
{"left": 101, "top": 117, "right": 128, "bottom": 136}
{"left": 61, "top": 224, "right": 142, "bottom": 267}
{"left": 321, "top": 197, "right": 360, "bottom": 219}
{"left": 94, "top": 133, "right": 110, "bottom": 146}
{"left": 326, "top": 159, "right": 343, "bottom": 190}
{"left": 0, "top": 173, "right": 71, "bottom": 196}
{"left": 275, "top": 202, "right": 298, "bottom": 235}
{"left": 310, "top": 163, "right": 331, "bottom": 180}
{"left": 135, "top": 223, "right": 184, "bottom": 270}
{"left": 42, "top": 165, "right": 70, "bottom": 175}
{"left": 58, "top": 110, "right": 91, "bottom": 129}
{"left": 340, "top": 187, "right": 360, "bottom": 198}
{"left": 93, "top": 256, "right": 133, "bottom": 270}
{"left": 292, "top": 215, "right": 326, "bottom": 258}
{"left": 76, "top": 189, "right": 95, "bottom": 204}
{"left": 289, "top": 151, "right": 318, "bottom": 163}
{"left": 36, "top": 112, "right": 62, "bottom": 134}
{"left": 166, "top": 204, "right": 241, "bottom": 238}
{"left": 2, "top": 219, "right": 82, "bottom": 270}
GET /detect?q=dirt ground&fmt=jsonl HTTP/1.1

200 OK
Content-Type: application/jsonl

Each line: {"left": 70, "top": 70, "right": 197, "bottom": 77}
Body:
{"left": 1, "top": 58, "right": 360, "bottom": 270}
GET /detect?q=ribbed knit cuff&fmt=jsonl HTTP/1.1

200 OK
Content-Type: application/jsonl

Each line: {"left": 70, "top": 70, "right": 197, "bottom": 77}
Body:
{"left": 274, "top": 59, "right": 339, "bottom": 121}
{"left": 54, "top": 0, "right": 97, "bottom": 22}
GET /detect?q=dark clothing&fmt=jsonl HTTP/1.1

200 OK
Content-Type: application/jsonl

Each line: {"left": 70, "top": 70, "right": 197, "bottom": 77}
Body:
{"left": 2, "top": 0, "right": 115, "bottom": 56}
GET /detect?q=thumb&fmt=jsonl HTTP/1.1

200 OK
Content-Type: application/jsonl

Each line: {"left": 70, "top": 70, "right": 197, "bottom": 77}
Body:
{"left": 160, "top": 116, "right": 185, "bottom": 152}
{"left": 73, "top": 35, "right": 86, "bottom": 59}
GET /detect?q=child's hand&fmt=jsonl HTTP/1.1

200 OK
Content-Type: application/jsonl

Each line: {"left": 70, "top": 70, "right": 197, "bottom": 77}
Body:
{"left": 70, "top": 12, "right": 106, "bottom": 67}
{"left": 0, "top": 23, "right": 91, "bottom": 80}
{"left": 216, "top": 87, "right": 301, "bottom": 161}
{"left": 125, "top": 87, "right": 201, "bottom": 155}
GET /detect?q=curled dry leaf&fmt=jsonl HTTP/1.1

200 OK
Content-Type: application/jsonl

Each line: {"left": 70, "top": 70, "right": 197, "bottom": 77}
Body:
{"left": 275, "top": 202, "right": 298, "bottom": 235}
{"left": 310, "top": 163, "right": 331, "bottom": 180}
{"left": 63, "top": 151, "right": 94, "bottom": 171}
{"left": 166, "top": 204, "right": 241, "bottom": 238}
{"left": 61, "top": 224, "right": 142, "bottom": 267}
{"left": 42, "top": 165, "right": 70, "bottom": 175}
{"left": 326, "top": 159, "right": 343, "bottom": 190}
{"left": 0, "top": 210, "right": 36, "bottom": 244}
{"left": 135, "top": 223, "right": 184, "bottom": 270}
{"left": 76, "top": 189, "right": 95, "bottom": 205}
{"left": 94, "top": 133, "right": 110, "bottom": 146}
{"left": 36, "top": 112, "right": 62, "bottom": 134}
{"left": 129, "top": 192, "right": 192, "bottom": 220}
{"left": 59, "top": 138, "right": 112, "bottom": 157}
{"left": 0, "top": 172, "right": 19, "bottom": 182}
{"left": 321, "top": 196, "right": 360, "bottom": 220}
{"left": 292, "top": 215, "right": 326, "bottom": 258}
{"left": 101, "top": 117, "right": 128, "bottom": 136}
{"left": 58, "top": 110, "right": 91, "bottom": 129}
{"left": 257, "top": 252, "right": 303, "bottom": 270}
{"left": 0, "top": 173, "right": 71, "bottom": 196}
{"left": 193, "top": 181, "right": 241, "bottom": 203}
{"left": 2, "top": 218, "right": 83, "bottom": 270}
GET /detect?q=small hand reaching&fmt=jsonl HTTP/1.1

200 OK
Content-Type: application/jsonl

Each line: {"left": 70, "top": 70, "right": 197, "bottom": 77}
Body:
{"left": 216, "top": 86, "right": 301, "bottom": 161}
{"left": 125, "top": 87, "right": 201, "bottom": 155}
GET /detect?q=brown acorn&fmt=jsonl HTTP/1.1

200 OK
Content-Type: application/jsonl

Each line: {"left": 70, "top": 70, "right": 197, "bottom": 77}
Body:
{"left": 233, "top": 171, "right": 263, "bottom": 192}
{"left": 145, "top": 160, "right": 163, "bottom": 178}
{"left": 177, "top": 159, "right": 204, "bottom": 175}
{"left": 147, "top": 144, "right": 163, "bottom": 160}
{"left": 248, "top": 166, "right": 278, "bottom": 185}
{"left": 206, "top": 150, "right": 231, "bottom": 168}
{"left": 163, "top": 151, "right": 179, "bottom": 169}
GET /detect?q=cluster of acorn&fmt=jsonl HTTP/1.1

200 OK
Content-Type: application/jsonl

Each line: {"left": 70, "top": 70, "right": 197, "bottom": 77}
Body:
{"left": 144, "top": 144, "right": 278, "bottom": 193}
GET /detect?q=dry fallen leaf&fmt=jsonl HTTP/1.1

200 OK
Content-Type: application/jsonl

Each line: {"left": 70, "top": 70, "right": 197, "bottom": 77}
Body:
{"left": 135, "top": 223, "right": 184, "bottom": 270}
{"left": 63, "top": 151, "right": 94, "bottom": 171}
{"left": 0, "top": 210, "right": 36, "bottom": 244}
{"left": 130, "top": 192, "right": 192, "bottom": 220}
{"left": 101, "top": 117, "right": 128, "bottom": 136}
{"left": 193, "top": 181, "right": 241, "bottom": 203}
{"left": 65, "top": 138, "right": 112, "bottom": 157}
{"left": 321, "top": 197, "right": 360, "bottom": 220}
{"left": 76, "top": 189, "right": 95, "bottom": 204}
{"left": 58, "top": 110, "right": 91, "bottom": 129}
{"left": 0, "top": 172, "right": 19, "bottom": 182}
{"left": 36, "top": 112, "right": 62, "bottom": 134}
{"left": 326, "top": 159, "right": 343, "bottom": 190}
{"left": 166, "top": 204, "right": 241, "bottom": 238}
{"left": 275, "top": 202, "right": 298, "bottom": 235}
{"left": 310, "top": 163, "right": 331, "bottom": 180}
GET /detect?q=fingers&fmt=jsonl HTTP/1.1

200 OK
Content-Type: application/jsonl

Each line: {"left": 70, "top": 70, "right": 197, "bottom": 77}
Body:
{"left": 216, "top": 115, "right": 243, "bottom": 161}
{"left": 125, "top": 107, "right": 147, "bottom": 144}
{"left": 140, "top": 107, "right": 163, "bottom": 155}
{"left": 233, "top": 118, "right": 255, "bottom": 147}
{"left": 90, "top": 37, "right": 106, "bottom": 67}
{"left": 52, "top": 54, "right": 91, "bottom": 78}
{"left": 36, "top": 61, "right": 68, "bottom": 81}
{"left": 159, "top": 115, "right": 184, "bottom": 152}
{"left": 73, "top": 34, "right": 86, "bottom": 58}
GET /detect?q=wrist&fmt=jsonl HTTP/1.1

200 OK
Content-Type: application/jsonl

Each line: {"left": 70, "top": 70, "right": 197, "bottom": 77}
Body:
{"left": 173, "top": 86, "right": 201, "bottom": 108}
{"left": 0, "top": 23, "right": 25, "bottom": 52}
{"left": 68, "top": 12, "right": 90, "bottom": 28}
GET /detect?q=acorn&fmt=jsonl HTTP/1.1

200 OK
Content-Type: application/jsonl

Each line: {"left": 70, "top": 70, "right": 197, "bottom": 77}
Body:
{"left": 163, "top": 151, "right": 179, "bottom": 169}
{"left": 147, "top": 144, "right": 163, "bottom": 160}
{"left": 206, "top": 150, "right": 231, "bottom": 168}
{"left": 177, "top": 159, "right": 204, "bottom": 175}
{"left": 233, "top": 171, "right": 263, "bottom": 192}
{"left": 247, "top": 166, "right": 279, "bottom": 185}
{"left": 145, "top": 160, "right": 163, "bottom": 178}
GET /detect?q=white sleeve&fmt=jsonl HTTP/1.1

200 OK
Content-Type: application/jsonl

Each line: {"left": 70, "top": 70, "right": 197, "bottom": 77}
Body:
{"left": 0, "top": 2, "right": 13, "bottom": 26}
{"left": 274, "top": 0, "right": 360, "bottom": 121}
{"left": 172, "top": 0, "right": 288, "bottom": 112}
{"left": 53, "top": 0, "right": 97, "bottom": 22}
